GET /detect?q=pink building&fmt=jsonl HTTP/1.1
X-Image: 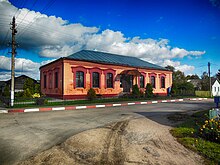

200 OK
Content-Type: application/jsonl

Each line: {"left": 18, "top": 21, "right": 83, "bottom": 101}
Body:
{"left": 40, "top": 50, "right": 172, "bottom": 99}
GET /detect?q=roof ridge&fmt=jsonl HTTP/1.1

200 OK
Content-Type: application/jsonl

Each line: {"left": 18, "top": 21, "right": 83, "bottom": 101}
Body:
{"left": 66, "top": 49, "right": 168, "bottom": 71}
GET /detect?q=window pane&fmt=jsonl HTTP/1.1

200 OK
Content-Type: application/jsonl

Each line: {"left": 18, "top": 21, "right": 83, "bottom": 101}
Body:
{"left": 140, "top": 75, "right": 144, "bottom": 88}
{"left": 161, "top": 77, "right": 165, "bottom": 88}
{"left": 92, "top": 72, "right": 99, "bottom": 88}
{"left": 55, "top": 72, "right": 58, "bottom": 88}
{"left": 107, "top": 73, "right": 113, "bottom": 88}
{"left": 44, "top": 75, "right": 47, "bottom": 88}
{"left": 151, "top": 76, "right": 156, "bottom": 88}
{"left": 49, "top": 74, "right": 52, "bottom": 89}
{"left": 76, "top": 71, "right": 84, "bottom": 88}
{"left": 130, "top": 75, "right": 133, "bottom": 87}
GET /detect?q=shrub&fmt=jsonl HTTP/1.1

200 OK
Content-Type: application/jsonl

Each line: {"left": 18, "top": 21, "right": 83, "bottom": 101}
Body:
{"left": 23, "top": 88, "right": 32, "bottom": 98}
{"left": 140, "top": 90, "right": 145, "bottom": 98}
{"left": 132, "top": 84, "right": 140, "bottom": 98}
{"left": 35, "top": 97, "right": 48, "bottom": 105}
{"left": 32, "top": 93, "right": 41, "bottom": 98}
{"left": 15, "top": 91, "right": 24, "bottom": 98}
{"left": 199, "top": 118, "right": 220, "bottom": 143}
{"left": 145, "top": 83, "right": 153, "bottom": 98}
{"left": 195, "top": 91, "right": 211, "bottom": 98}
{"left": 87, "top": 88, "right": 96, "bottom": 100}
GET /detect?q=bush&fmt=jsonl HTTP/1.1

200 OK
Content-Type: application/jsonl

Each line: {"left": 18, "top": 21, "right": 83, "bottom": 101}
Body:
{"left": 132, "top": 84, "right": 140, "bottom": 98}
{"left": 15, "top": 91, "right": 24, "bottom": 98}
{"left": 199, "top": 118, "right": 220, "bottom": 143}
{"left": 179, "top": 137, "right": 220, "bottom": 164}
{"left": 140, "top": 90, "right": 145, "bottom": 98}
{"left": 145, "top": 83, "right": 153, "bottom": 98}
{"left": 87, "top": 88, "right": 96, "bottom": 100}
{"left": 32, "top": 93, "right": 40, "bottom": 98}
{"left": 23, "top": 88, "right": 32, "bottom": 98}
{"left": 195, "top": 91, "right": 211, "bottom": 98}
{"left": 35, "top": 97, "right": 48, "bottom": 105}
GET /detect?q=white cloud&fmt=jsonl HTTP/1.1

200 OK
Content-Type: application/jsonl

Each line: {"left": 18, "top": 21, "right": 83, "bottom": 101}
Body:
{"left": 0, "top": 56, "right": 56, "bottom": 80}
{"left": 0, "top": 1, "right": 206, "bottom": 79}
{"left": 163, "top": 59, "right": 195, "bottom": 75}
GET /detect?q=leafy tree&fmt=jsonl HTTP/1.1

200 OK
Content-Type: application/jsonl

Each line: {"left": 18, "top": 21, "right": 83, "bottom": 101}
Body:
{"left": 145, "top": 83, "right": 153, "bottom": 98}
{"left": 165, "top": 65, "right": 195, "bottom": 95}
{"left": 3, "top": 85, "right": 10, "bottom": 97}
{"left": 23, "top": 78, "right": 35, "bottom": 94}
{"left": 34, "top": 84, "right": 41, "bottom": 94}
{"left": 173, "top": 70, "right": 186, "bottom": 84}
{"left": 23, "top": 88, "right": 32, "bottom": 98}
{"left": 165, "top": 65, "right": 175, "bottom": 72}
{"left": 216, "top": 69, "right": 220, "bottom": 80}
{"left": 132, "top": 84, "right": 140, "bottom": 98}
{"left": 186, "top": 74, "right": 200, "bottom": 80}
{"left": 200, "top": 72, "right": 209, "bottom": 91}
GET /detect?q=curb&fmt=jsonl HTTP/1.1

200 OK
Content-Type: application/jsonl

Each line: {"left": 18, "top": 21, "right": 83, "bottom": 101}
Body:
{"left": 0, "top": 98, "right": 208, "bottom": 114}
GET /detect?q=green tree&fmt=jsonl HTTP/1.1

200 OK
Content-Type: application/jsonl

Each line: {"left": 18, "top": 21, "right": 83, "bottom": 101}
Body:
{"left": 34, "top": 84, "right": 41, "bottom": 94}
{"left": 132, "top": 84, "right": 140, "bottom": 98}
{"left": 145, "top": 83, "right": 153, "bottom": 98}
{"left": 165, "top": 65, "right": 195, "bottom": 95}
{"left": 165, "top": 65, "right": 175, "bottom": 72}
{"left": 23, "top": 88, "right": 32, "bottom": 98}
{"left": 186, "top": 74, "right": 200, "bottom": 80}
{"left": 23, "top": 78, "right": 35, "bottom": 94}
{"left": 3, "top": 85, "right": 10, "bottom": 97}
{"left": 200, "top": 72, "right": 209, "bottom": 91}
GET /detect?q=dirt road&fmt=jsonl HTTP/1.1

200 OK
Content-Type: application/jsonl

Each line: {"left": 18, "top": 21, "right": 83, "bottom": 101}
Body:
{"left": 17, "top": 117, "right": 203, "bottom": 165}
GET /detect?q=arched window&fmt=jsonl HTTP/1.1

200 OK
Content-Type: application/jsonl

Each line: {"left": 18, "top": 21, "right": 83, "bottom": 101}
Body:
{"left": 151, "top": 76, "right": 156, "bottom": 88}
{"left": 54, "top": 72, "right": 58, "bottom": 88}
{"left": 76, "top": 71, "right": 84, "bottom": 88}
{"left": 140, "top": 75, "right": 145, "bottom": 88}
{"left": 106, "top": 73, "right": 113, "bottom": 88}
{"left": 92, "top": 72, "right": 100, "bottom": 88}
{"left": 161, "top": 76, "right": 165, "bottom": 88}
{"left": 44, "top": 74, "right": 47, "bottom": 88}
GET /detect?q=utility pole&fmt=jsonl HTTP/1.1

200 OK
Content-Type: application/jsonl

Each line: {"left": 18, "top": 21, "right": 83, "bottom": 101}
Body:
{"left": 9, "top": 16, "right": 17, "bottom": 107}
{"left": 208, "top": 62, "right": 211, "bottom": 97}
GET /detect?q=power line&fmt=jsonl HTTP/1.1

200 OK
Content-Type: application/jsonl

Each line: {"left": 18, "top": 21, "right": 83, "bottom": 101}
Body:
{"left": 17, "top": 0, "right": 57, "bottom": 40}
{"left": 16, "top": 0, "right": 38, "bottom": 28}
{"left": 0, "top": 0, "right": 28, "bottom": 53}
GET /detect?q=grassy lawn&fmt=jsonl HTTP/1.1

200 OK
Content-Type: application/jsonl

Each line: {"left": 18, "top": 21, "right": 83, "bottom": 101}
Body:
{"left": 5, "top": 95, "right": 197, "bottom": 109}
{"left": 170, "top": 110, "right": 220, "bottom": 164}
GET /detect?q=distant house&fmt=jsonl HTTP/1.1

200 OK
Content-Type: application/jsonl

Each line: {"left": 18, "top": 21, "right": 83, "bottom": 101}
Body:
{"left": 1, "top": 75, "right": 38, "bottom": 93}
{"left": 187, "top": 79, "right": 202, "bottom": 90}
{"left": 212, "top": 80, "right": 220, "bottom": 96}
{"left": 40, "top": 50, "right": 173, "bottom": 99}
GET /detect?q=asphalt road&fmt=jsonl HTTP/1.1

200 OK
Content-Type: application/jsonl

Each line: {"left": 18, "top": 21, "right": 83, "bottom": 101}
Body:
{"left": 0, "top": 100, "right": 214, "bottom": 165}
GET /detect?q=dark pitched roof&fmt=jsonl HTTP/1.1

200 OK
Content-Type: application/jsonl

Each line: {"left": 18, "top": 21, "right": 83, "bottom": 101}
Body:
{"left": 66, "top": 50, "right": 167, "bottom": 70}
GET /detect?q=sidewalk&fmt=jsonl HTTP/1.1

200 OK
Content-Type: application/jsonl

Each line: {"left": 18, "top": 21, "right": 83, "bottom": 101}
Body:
{"left": 0, "top": 98, "right": 208, "bottom": 114}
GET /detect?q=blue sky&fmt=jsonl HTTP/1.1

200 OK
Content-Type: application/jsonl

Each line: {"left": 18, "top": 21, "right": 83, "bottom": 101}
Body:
{"left": 0, "top": 0, "right": 219, "bottom": 80}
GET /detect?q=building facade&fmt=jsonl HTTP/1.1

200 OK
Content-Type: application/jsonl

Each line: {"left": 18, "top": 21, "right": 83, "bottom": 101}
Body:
{"left": 40, "top": 50, "right": 172, "bottom": 99}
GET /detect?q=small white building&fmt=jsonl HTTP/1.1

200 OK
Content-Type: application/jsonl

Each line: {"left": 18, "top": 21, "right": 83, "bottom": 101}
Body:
{"left": 212, "top": 80, "right": 220, "bottom": 96}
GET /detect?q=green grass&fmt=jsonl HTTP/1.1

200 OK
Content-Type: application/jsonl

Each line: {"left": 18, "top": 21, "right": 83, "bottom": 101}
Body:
{"left": 170, "top": 127, "right": 195, "bottom": 138}
{"left": 170, "top": 110, "right": 220, "bottom": 164}
{"left": 179, "top": 137, "right": 220, "bottom": 164}
{"left": 7, "top": 95, "right": 197, "bottom": 109}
